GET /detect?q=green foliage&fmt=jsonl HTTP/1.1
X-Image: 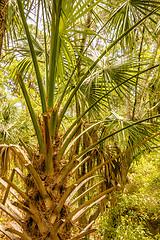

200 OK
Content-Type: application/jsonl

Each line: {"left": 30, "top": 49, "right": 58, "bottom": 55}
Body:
{"left": 0, "top": 0, "right": 160, "bottom": 239}
{"left": 99, "top": 214, "right": 150, "bottom": 240}
{"left": 97, "top": 151, "right": 160, "bottom": 239}
{"left": 0, "top": 95, "right": 33, "bottom": 145}
{"left": 98, "top": 194, "right": 160, "bottom": 239}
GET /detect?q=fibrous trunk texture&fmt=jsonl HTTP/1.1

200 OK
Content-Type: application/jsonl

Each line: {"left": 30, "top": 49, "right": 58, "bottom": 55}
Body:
{"left": 0, "top": 0, "right": 8, "bottom": 56}
{"left": 19, "top": 148, "right": 72, "bottom": 240}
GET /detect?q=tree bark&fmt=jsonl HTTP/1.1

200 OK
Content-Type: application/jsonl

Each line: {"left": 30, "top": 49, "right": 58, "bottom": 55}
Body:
{"left": 0, "top": 0, "right": 8, "bottom": 57}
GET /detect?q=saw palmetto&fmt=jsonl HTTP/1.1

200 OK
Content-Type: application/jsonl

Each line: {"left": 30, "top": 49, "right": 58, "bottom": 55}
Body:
{"left": 0, "top": 0, "right": 160, "bottom": 239}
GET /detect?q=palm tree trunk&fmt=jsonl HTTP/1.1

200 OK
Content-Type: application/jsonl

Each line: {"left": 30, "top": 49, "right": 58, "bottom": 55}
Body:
{"left": 0, "top": 0, "right": 8, "bottom": 56}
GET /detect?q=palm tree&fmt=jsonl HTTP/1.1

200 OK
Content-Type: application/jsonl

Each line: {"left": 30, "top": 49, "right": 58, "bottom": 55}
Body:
{"left": 0, "top": 0, "right": 8, "bottom": 56}
{"left": 0, "top": 0, "right": 160, "bottom": 239}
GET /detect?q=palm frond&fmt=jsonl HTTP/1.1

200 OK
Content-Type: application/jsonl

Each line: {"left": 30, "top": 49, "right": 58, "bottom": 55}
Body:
{"left": 106, "top": 0, "right": 160, "bottom": 50}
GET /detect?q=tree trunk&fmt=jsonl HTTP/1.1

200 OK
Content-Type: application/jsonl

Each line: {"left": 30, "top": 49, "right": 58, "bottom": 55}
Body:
{"left": 22, "top": 153, "right": 72, "bottom": 240}
{"left": 0, "top": 0, "right": 8, "bottom": 56}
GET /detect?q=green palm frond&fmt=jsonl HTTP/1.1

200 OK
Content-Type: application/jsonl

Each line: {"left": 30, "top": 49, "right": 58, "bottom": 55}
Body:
{"left": 16, "top": 35, "right": 44, "bottom": 57}
{"left": 1, "top": 1, "right": 160, "bottom": 239}
{"left": 106, "top": 0, "right": 160, "bottom": 50}
{"left": 103, "top": 112, "right": 159, "bottom": 150}
{"left": 78, "top": 54, "right": 145, "bottom": 117}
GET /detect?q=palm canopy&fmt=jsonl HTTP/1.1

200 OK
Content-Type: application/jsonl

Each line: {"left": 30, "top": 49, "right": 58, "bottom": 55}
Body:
{"left": 0, "top": 0, "right": 160, "bottom": 239}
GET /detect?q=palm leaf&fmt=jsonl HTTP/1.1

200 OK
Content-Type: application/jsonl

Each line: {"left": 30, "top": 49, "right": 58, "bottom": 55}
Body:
{"left": 16, "top": 0, "right": 47, "bottom": 113}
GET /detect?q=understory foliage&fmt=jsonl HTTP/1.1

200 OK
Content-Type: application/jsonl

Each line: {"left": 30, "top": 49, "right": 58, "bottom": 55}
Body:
{"left": 0, "top": 98, "right": 33, "bottom": 145}
{"left": 0, "top": 0, "right": 160, "bottom": 239}
{"left": 98, "top": 151, "right": 160, "bottom": 240}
